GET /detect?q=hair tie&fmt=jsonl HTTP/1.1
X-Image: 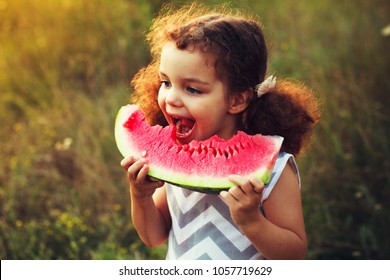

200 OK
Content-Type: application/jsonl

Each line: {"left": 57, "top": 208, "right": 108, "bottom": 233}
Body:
{"left": 254, "top": 75, "right": 276, "bottom": 98}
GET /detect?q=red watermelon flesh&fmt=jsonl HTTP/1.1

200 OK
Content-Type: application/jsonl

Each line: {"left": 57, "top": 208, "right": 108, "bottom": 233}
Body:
{"left": 115, "top": 104, "right": 283, "bottom": 193}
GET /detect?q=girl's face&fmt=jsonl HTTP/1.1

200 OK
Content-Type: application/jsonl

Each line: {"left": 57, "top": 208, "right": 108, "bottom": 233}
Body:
{"left": 158, "top": 42, "right": 238, "bottom": 145}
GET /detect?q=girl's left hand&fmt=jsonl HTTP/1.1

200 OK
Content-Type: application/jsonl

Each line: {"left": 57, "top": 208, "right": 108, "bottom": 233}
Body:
{"left": 220, "top": 175, "right": 265, "bottom": 227}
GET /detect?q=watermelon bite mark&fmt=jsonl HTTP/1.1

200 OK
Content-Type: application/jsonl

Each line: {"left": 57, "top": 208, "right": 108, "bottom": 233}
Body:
{"left": 115, "top": 104, "right": 283, "bottom": 194}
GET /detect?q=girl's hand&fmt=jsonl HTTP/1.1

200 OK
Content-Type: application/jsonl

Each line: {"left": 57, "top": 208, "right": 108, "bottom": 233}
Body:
{"left": 121, "top": 155, "right": 164, "bottom": 200}
{"left": 220, "top": 175, "right": 265, "bottom": 227}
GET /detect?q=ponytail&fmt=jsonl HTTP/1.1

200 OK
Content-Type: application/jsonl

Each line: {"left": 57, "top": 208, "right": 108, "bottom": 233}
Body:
{"left": 244, "top": 79, "right": 320, "bottom": 157}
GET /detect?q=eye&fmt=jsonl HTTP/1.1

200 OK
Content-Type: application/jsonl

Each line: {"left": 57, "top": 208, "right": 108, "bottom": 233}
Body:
{"left": 186, "top": 86, "right": 203, "bottom": 94}
{"left": 161, "top": 80, "right": 171, "bottom": 88}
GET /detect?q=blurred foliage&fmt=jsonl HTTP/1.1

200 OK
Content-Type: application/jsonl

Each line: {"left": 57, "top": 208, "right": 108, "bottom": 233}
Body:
{"left": 0, "top": 0, "right": 389, "bottom": 259}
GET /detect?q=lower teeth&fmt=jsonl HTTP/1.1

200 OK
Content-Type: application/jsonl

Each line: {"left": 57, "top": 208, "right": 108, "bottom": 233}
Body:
{"left": 175, "top": 119, "right": 194, "bottom": 136}
{"left": 180, "top": 126, "right": 191, "bottom": 134}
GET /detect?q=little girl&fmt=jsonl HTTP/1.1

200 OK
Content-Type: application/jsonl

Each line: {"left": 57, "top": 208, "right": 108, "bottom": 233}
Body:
{"left": 121, "top": 3, "right": 320, "bottom": 260}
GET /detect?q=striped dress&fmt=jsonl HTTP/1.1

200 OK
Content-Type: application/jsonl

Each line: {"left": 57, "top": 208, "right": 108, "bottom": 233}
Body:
{"left": 165, "top": 152, "right": 300, "bottom": 260}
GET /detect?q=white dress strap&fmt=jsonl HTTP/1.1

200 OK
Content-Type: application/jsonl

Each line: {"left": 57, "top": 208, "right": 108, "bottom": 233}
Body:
{"left": 261, "top": 152, "right": 300, "bottom": 204}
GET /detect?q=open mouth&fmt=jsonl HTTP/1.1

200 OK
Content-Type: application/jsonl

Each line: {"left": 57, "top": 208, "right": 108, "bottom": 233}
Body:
{"left": 172, "top": 117, "right": 195, "bottom": 140}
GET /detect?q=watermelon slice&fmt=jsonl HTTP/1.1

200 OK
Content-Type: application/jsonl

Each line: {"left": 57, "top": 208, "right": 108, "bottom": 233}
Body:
{"left": 115, "top": 104, "right": 283, "bottom": 193}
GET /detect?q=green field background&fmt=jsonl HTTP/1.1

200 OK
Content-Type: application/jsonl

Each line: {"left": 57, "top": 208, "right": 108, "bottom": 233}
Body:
{"left": 1, "top": 0, "right": 389, "bottom": 259}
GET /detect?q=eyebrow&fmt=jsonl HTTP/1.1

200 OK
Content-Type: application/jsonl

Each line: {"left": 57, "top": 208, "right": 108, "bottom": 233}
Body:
{"left": 159, "top": 71, "right": 211, "bottom": 85}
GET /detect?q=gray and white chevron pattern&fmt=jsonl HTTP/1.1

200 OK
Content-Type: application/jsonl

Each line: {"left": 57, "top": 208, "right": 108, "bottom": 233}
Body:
{"left": 165, "top": 152, "right": 299, "bottom": 260}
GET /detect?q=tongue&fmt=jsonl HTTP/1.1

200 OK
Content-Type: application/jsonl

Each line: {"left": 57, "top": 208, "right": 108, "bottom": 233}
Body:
{"left": 176, "top": 118, "right": 195, "bottom": 136}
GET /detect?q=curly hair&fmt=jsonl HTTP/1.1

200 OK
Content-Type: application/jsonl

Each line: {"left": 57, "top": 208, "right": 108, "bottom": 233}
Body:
{"left": 130, "top": 2, "right": 320, "bottom": 156}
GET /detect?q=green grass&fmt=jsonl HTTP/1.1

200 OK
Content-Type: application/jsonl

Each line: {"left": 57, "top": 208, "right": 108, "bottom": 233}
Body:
{"left": 0, "top": 0, "right": 389, "bottom": 259}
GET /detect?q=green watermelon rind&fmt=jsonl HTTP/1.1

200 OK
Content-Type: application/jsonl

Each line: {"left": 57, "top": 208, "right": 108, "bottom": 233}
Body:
{"left": 114, "top": 107, "right": 133, "bottom": 158}
{"left": 147, "top": 164, "right": 272, "bottom": 194}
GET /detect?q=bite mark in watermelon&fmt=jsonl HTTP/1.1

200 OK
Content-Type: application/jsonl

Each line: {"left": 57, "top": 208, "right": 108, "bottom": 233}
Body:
{"left": 115, "top": 104, "right": 283, "bottom": 193}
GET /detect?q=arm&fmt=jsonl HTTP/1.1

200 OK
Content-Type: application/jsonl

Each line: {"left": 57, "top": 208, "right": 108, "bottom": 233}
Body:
{"left": 220, "top": 163, "right": 307, "bottom": 259}
{"left": 121, "top": 156, "right": 171, "bottom": 247}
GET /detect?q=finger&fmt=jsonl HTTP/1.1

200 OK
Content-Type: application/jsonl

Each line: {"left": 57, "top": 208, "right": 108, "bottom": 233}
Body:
{"left": 227, "top": 185, "right": 246, "bottom": 201}
{"left": 228, "top": 175, "right": 252, "bottom": 195}
{"left": 121, "top": 156, "right": 136, "bottom": 169}
{"left": 220, "top": 190, "right": 236, "bottom": 204}
{"left": 152, "top": 180, "right": 165, "bottom": 189}
{"left": 228, "top": 174, "right": 247, "bottom": 186}
{"left": 127, "top": 158, "right": 147, "bottom": 180}
{"left": 136, "top": 163, "right": 149, "bottom": 182}
{"left": 249, "top": 177, "right": 265, "bottom": 194}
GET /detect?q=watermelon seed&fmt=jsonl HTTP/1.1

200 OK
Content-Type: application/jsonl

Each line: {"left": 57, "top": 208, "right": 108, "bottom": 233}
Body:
{"left": 223, "top": 150, "right": 230, "bottom": 159}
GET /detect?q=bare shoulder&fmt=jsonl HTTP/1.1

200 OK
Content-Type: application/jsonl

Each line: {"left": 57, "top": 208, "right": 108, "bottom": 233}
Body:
{"left": 262, "top": 163, "right": 306, "bottom": 239}
{"left": 264, "top": 163, "right": 300, "bottom": 212}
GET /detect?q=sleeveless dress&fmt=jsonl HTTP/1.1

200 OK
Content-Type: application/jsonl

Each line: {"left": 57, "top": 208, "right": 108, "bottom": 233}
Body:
{"left": 165, "top": 152, "right": 300, "bottom": 260}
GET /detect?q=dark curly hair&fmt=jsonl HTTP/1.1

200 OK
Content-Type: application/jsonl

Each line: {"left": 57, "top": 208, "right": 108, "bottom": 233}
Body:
{"left": 130, "top": 2, "right": 320, "bottom": 156}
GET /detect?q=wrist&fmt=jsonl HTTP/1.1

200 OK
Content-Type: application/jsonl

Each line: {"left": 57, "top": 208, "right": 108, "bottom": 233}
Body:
{"left": 237, "top": 210, "right": 265, "bottom": 230}
{"left": 130, "top": 188, "right": 154, "bottom": 205}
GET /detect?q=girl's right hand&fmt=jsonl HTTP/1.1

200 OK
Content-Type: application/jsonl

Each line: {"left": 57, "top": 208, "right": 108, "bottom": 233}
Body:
{"left": 121, "top": 156, "right": 164, "bottom": 200}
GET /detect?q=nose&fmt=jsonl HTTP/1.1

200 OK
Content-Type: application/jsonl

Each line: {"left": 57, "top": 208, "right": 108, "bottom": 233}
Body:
{"left": 165, "top": 87, "right": 183, "bottom": 107}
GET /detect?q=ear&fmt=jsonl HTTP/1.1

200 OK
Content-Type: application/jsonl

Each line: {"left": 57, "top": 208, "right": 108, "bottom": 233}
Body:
{"left": 228, "top": 88, "right": 252, "bottom": 114}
